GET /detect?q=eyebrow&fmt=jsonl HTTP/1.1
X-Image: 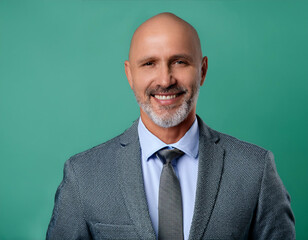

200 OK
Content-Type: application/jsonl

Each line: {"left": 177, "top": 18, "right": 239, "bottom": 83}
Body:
{"left": 137, "top": 56, "right": 157, "bottom": 65}
{"left": 169, "top": 54, "right": 194, "bottom": 63}
{"left": 136, "top": 54, "right": 194, "bottom": 65}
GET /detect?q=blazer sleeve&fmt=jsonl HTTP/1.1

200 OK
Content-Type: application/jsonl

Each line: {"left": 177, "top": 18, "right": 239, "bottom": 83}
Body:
{"left": 250, "top": 151, "right": 295, "bottom": 239}
{"left": 46, "top": 159, "right": 92, "bottom": 240}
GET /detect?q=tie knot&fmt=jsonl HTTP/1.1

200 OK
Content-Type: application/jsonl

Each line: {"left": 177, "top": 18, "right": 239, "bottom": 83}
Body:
{"left": 156, "top": 148, "right": 184, "bottom": 165}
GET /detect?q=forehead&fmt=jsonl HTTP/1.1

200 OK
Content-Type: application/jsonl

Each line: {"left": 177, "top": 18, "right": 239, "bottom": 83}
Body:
{"left": 129, "top": 22, "right": 201, "bottom": 62}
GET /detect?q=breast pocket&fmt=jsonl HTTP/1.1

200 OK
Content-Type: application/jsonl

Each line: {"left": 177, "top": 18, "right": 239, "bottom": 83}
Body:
{"left": 90, "top": 222, "right": 139, "bottom": 240}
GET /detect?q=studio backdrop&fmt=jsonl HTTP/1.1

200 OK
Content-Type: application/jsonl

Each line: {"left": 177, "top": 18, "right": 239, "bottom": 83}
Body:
{"left": 0, "top": 0, "right": 307, "bottom": 239}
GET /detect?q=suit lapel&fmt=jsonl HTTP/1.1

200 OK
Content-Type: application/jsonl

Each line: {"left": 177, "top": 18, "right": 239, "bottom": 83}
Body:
{"left": 116, "top": 117, "right": 224, "bottom": 240}
{"left": 189, "top": 117, "right": 225, "bottom": 240}
{"left": 117, "top": 120, "right": 156, "bottom": 240}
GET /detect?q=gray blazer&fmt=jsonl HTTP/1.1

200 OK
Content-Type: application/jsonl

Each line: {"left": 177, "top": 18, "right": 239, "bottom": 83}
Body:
{"left": 47, "top": 116, "right": 295, "bottom": 239}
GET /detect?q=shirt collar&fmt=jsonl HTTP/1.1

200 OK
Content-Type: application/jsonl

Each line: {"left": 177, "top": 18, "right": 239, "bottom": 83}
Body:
{"left": 138, "top": 117, "right": 199, "bottom": 161}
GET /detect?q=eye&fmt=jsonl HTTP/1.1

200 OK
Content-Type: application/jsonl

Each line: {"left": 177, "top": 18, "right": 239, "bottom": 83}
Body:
{"left": 143, "top": 62, "right": 154, "bottom": 66}
{"left": 175, "top": 60, "right": 187, "bottom": 65}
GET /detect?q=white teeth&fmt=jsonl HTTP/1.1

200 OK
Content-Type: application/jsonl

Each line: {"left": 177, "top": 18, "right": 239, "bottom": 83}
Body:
{"left": 154, "top": 95, "right": 177, "bottom": 100}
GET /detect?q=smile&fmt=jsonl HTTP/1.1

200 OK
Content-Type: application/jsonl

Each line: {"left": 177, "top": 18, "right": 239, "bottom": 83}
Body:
{"left": 154, "top": 94, "right": 177, "bottom": 100}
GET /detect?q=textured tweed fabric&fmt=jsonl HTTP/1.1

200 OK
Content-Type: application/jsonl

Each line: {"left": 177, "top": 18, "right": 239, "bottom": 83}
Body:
{"left": 47, "top": 116, "right": 295, "bottom": 240}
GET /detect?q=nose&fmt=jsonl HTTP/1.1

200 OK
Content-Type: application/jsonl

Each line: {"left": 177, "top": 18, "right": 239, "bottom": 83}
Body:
{"left": 157, "top": 63, "right": 175, "bottom": 88}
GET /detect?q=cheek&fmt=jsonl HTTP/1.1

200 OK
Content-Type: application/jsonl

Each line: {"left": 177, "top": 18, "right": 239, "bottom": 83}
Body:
{"left": 173, "top": 69, "right": 199, "bottom": 86}
{"left": 132, "top": 77, "right": 151, "bottom": 97}
{"left": 133, "top": 71, "right": 156, "bottom": 91}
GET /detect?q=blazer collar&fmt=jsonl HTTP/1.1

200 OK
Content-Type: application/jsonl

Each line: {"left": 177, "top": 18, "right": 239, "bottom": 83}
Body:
{"left": 118, "top": 116, "right": 224, "bottom": 240}
{"left": 188, "top": 115, "right": 224, "bottom": 240}
{"left": 118, "top": 119, "right": 156, "bottom": 239}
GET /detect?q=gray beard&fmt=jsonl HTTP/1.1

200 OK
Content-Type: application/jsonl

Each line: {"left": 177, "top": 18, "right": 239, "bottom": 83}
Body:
{"left": 135, "top": 85, "right": 200, "bottom": 128}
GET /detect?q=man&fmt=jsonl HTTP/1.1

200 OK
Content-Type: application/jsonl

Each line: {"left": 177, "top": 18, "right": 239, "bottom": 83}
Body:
{"left": 47, "top": 13, "right": 295, "bottom": 239}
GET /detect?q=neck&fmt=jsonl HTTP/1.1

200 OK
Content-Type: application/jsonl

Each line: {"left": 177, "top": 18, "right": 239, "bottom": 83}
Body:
{"left": 140, "top": 110, "right": 196, "bottom": 144}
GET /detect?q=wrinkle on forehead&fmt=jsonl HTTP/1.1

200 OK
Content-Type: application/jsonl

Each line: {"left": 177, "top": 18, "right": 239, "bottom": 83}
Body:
{"left": 129, "top": 13, "right": 202, "bottom": 61}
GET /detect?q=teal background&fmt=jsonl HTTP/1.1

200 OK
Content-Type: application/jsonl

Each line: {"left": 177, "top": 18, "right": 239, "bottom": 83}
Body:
{"left": 1, "top": 0, "right": 307, "bottom": 239}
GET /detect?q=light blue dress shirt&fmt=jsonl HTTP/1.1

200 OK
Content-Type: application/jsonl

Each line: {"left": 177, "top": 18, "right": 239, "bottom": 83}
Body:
{"left": 138, "top": 117, "right": 199, "bottom": 240}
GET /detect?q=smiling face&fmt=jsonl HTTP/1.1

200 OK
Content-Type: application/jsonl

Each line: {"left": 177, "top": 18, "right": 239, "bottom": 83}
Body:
{"left": 125, "top": 13, "right": 207, "bottom": 128}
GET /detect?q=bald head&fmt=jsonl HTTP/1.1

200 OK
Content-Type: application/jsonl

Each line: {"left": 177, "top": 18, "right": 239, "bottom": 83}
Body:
{"left": 129, "top": 13, "right": 202, "bottom": 61}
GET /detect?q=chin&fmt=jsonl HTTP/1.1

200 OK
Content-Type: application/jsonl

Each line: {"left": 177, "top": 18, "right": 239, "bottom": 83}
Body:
{"left": 145, "top": 105, "right": 191, "bottom": 128}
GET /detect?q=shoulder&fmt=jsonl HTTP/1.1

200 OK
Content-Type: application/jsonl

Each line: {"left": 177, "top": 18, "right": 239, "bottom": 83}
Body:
{"left": 207, "top": 126, "right": 274, "bottom": 188}
{"left": 198, "top": 117, "right": 274, "bottom": 194}
{"left": 217, "top": 130, "right": 268, "bottom": 158}
{"left": 65, "top": 119, "right": 139, "bottom": 171}
{"left": 62, "top": 134, "right": 121, "bottom": 177}
{"left": 198, "top": 116, "right": 268, "bottom": 157}
{"left": 72, "top": 134, "right": 122, "bottom": 161}
{"left": 197, "top": 115, "right": 270, "bottom": 169}
{"left": 215, "top": 129, "right": 272, "bottom": 174}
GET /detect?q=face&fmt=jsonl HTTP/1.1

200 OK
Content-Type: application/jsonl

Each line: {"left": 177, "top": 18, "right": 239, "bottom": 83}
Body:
{"left": 125, "top": 22, "right": 207, "bottom": 128}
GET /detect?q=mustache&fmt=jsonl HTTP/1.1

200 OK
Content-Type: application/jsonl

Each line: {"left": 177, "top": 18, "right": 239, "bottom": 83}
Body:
{"left": 146, "top": 84, "right": 187, "bottom": 96}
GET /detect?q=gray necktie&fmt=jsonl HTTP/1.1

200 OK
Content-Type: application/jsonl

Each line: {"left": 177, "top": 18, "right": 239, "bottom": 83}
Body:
{"left": 156, "top": 148, "right": 185, "bottom": 240}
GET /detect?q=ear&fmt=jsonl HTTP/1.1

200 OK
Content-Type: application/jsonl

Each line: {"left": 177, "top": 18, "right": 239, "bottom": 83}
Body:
{"left": 200, "top": 56, "right": 208, "bottom": 86}
{"left": 124, "top": 60, "right": 133, "bottom": 89}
